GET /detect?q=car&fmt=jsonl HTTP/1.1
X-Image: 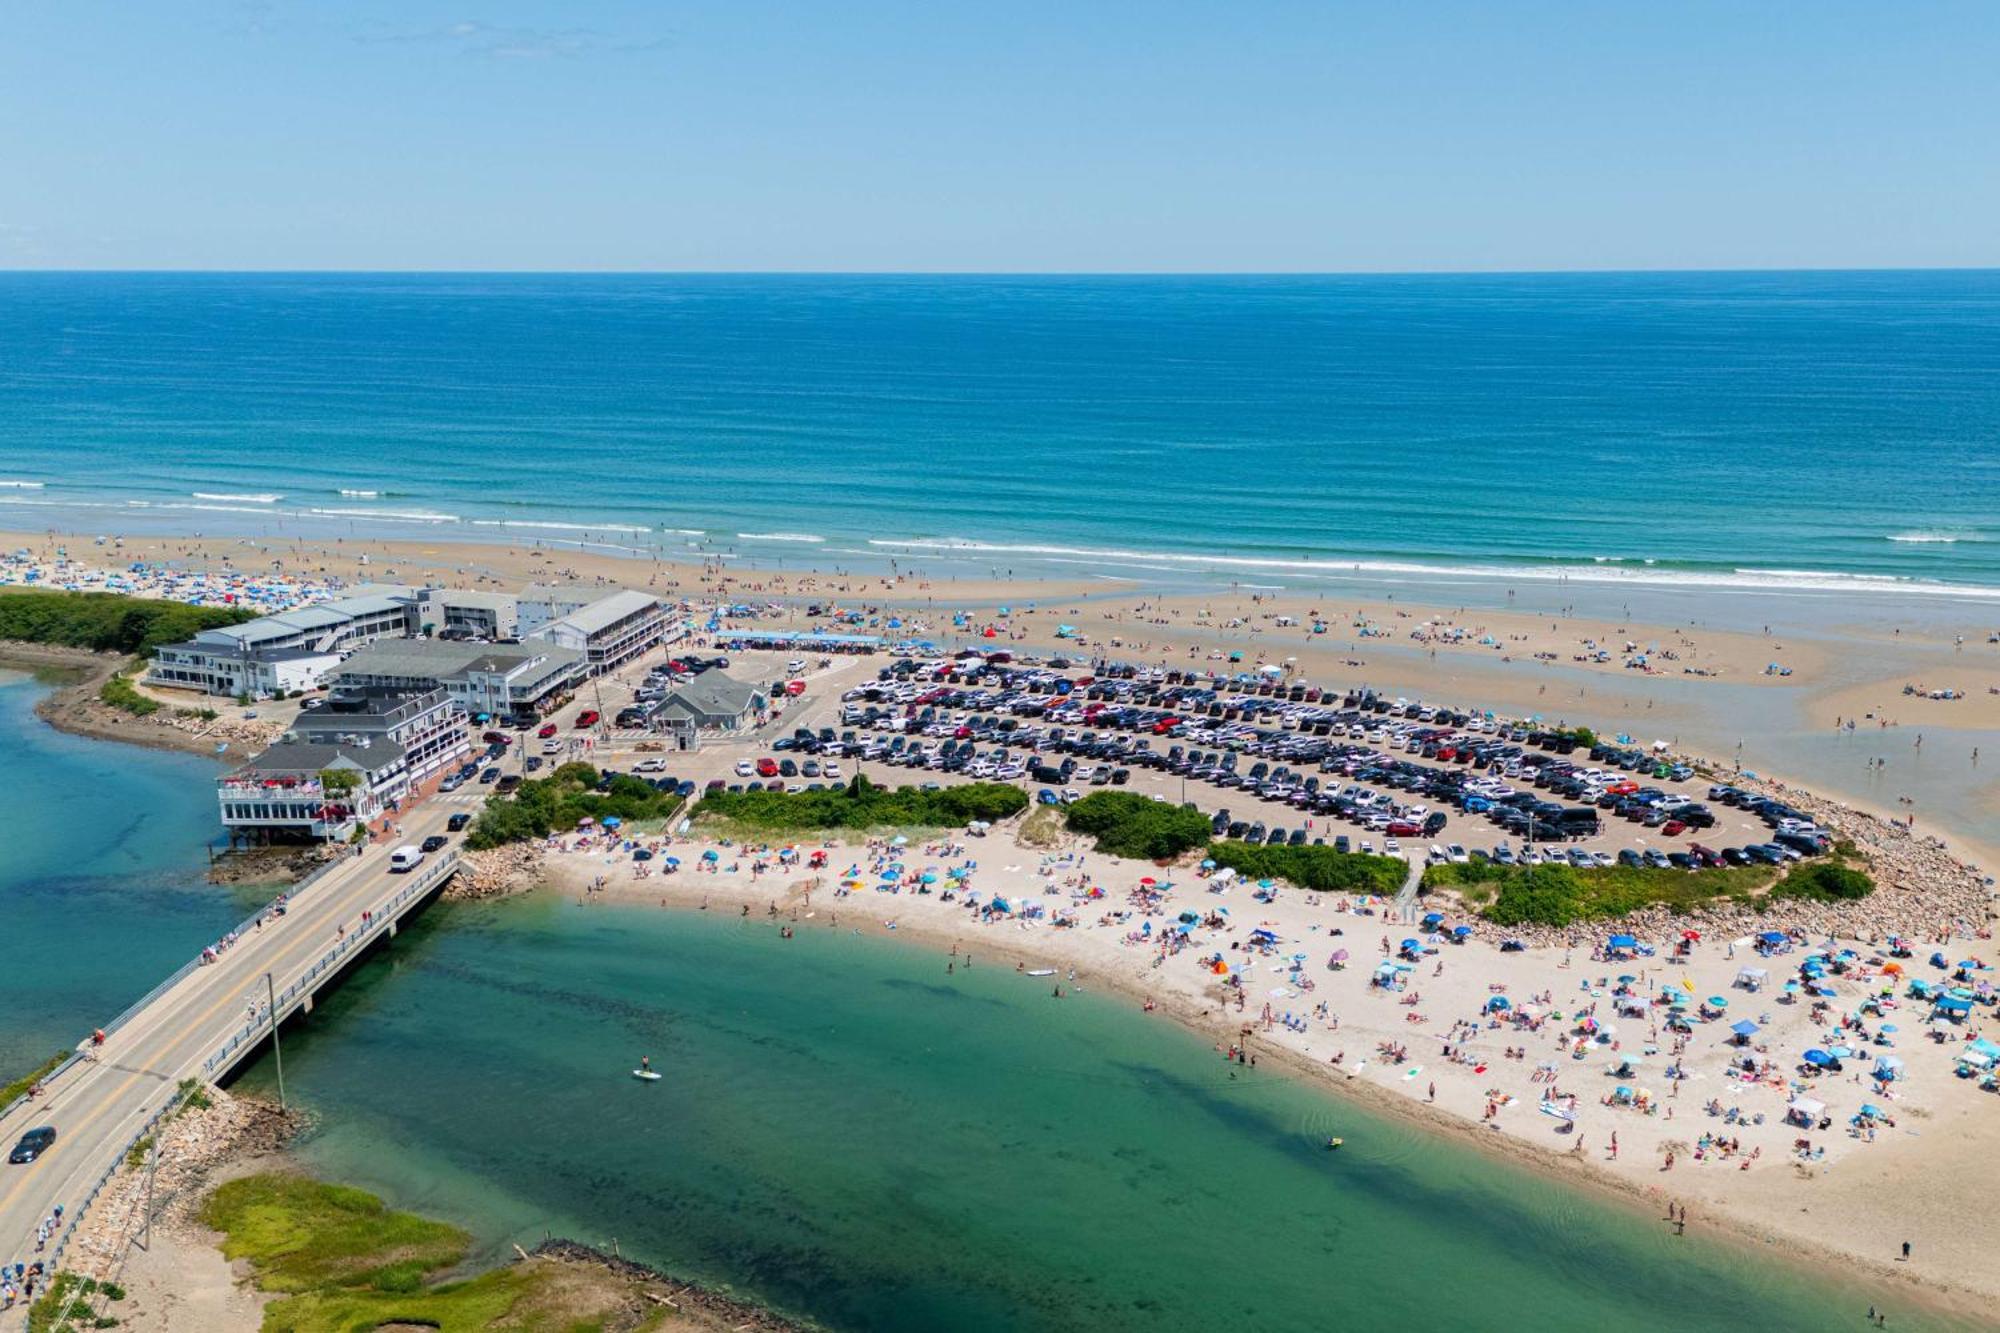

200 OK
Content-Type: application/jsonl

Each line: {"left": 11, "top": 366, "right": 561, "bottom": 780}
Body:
{"left": 576, "top": 710, "right": 600, "bottom": 728}
{"left": 8, "top": 1126, "right": 55, "bottom": 1164}
{"left": 1617, "top": 849, "right": 1643, "bottom": 867}
{"left": 479, "top": 767, "right": 500, "bottom": 784}
{"left": 495, "top": 774, "right": 522, "bottom": 794}
{"left": 538, "top": 723, "right": 558, "bottom": 739}
{"left": 420, "top": 835, "right": 449, "bottom": 853}
{"left": 1446, "top": 843, "right": 1469, "bottom": 863}
{"left": 446, "top": 813, "right": 472, "bottom": 832}
{"left": 735, "top": 760, "right": 755, "bottom": 777}
{"left": 823, "top": 761, "right": 843, "bottom": 779}
{"left": 756, "top": 758, "right": 779, "bottom": 778}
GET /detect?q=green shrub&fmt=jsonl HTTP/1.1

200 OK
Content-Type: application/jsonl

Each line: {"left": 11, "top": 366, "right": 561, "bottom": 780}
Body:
{"left": 0, "top": 588, "right": 256, "bottom": 657}
{"left": 98, "top": 673, "right": 159, "bottom": 716}
{"left": 696, "top": 773, "right": 1026, "bottom": 835}
{"left": 1423, "top": 860, "right": 1779, "bottom": 927}
{"left": 1062, "top": 792, "right": 1213, "bottom": 859}
{"left": 1207, "top": 841, "right": 1409, "bottom": 894}
{"left": 1773, "top": 861, "right": 1875, "bottom": 902}
{"left": 466, "top": 762, "right": 688, "bottom": 849}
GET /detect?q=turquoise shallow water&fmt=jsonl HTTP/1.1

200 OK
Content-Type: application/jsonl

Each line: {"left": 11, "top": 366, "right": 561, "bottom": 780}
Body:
{"left": 232, "top": 895, "right": 1961, "bottom": 1332}
{"left": 0, "top": 698, "right": 1971, "bottom": 1329}
{"left": 0, "top": 670, "right": 249, "bottom": 1072}
{"left": 1, "top": 271, "right": 1997, "bottom": 598}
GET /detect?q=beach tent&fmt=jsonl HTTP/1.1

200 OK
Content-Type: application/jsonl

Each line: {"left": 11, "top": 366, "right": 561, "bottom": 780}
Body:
{"left": 1873, "top": 1055, "right": 1907, "bottom": 1082}
{"left": 1484, "top": 995, "right": 1512, "bottom": 1013}
{"left": 1803, "top": 1049, "right": 1835, "bottom": 1068}
{"left": 1934, "top": 994, "right": 1974, "bottom": 1019}
{"left": 1730, "top": 1019, "right": 1760, "bottom": 1040}
{"left": 1787, "top": 1097, "right": 1826, "bottom": 1125}
{"left": 1735, "top": 967, "right": 1768, "bottom": 991}
{"left": 1606, "top": 934, "right": 1638, "bottom": 956}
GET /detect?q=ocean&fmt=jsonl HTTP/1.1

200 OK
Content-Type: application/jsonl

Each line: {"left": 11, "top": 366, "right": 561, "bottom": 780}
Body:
{"left": 1, "top": 271, "right": 1997, "bottom": 600}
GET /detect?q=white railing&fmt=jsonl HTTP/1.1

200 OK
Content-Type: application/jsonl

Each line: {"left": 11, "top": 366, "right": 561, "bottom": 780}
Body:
{"left": 199, "top": 852, "right": 460, "bottom": 1079}
{"left": 0, "top": 851, "right": 356, "bottom": 1126}
{"left": 28, "top": 851, "right": 460, "bottom": 1283}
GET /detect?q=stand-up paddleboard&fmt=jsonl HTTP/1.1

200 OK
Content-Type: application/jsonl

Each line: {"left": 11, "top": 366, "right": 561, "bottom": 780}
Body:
{"left": 633, "top": 1069, "right": 662, "bottom": 1081}
{"left": 1026, "top": 968, "right": 1057, "bottom": 977}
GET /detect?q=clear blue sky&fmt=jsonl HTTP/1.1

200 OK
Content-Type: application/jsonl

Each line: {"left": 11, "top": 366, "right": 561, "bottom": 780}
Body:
{"left": 4, "top": 1, "right": 1996, "bottom": 271}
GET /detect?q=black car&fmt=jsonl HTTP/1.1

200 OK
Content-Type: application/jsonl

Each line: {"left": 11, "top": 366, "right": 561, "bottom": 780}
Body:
{"left": 446, "top": 813, "right": 472, "bottom": 832}
{"left": 9, "top": 1126, "right": 55, "bottom": 1164}
{"left": 420, "top": 835, "right": 449, "bottom": 853}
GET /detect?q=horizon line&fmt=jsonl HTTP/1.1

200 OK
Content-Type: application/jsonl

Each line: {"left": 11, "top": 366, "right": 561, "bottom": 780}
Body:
{"left": 2, "top": 265, "right": 1999, "bottom": 279}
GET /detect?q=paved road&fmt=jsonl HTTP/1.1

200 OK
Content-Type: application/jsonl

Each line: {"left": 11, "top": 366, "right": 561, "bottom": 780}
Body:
{"left": 0, "top": 801, "right": 459, "bottom": 1292}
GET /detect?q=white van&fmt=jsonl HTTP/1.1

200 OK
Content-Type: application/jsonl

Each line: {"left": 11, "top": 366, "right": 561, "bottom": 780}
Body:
{"left": 389, "top": 845, "right": 425, "bottom": 873}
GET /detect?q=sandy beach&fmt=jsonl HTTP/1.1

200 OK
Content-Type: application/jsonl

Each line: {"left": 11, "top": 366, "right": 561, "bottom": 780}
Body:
{"left": 11, "top": 519, "right": 2000, "bottom": 1320}
{"left": 528, "top": 816, "right": 1998, "bottom": 1318}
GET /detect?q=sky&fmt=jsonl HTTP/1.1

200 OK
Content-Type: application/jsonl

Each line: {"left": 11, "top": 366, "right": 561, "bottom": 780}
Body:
{"left": 2, "top": 1, "right": 1997, "bottom": 272}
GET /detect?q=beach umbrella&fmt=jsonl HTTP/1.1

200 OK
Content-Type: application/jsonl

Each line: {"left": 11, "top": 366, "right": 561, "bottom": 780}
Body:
{"left": 1400, "top": 938, "right": 1420, "bottom": 951}
{"left": 1730, "top": 1020, "right": 1759, "bottom": 1037}
{"left": 1200, "top": 859, "right": 1216, "bottom": 869}
{"left": 602, "top": 816, "right": 623, "bottom": 829}
{"left": 1331, "top": 949, "right": 1349, "bottom": 962}
{"left": 701, "top": 849, "right": 719, "bottom": 861}
{"left": 1140, "top": 877, "right": 1157, "bottom": 886}
{"left": 1617, "top": 974, "right": 1637, "bottom": 985}
{"left": 920, "top": 873, "right": 937, "bottom": 884}
{"left": 1881, "top": 1023, "right": 1899, "bottom": 1033}
{"left": 1860, "top": 1104, "right": 1887, "bottom": 1119}
{"left": 1452, "top": 925, "right": 1472, "bottom": 938}
{"left": 664, "top": 857, "right": 680, "bottom": 867}
{"left": 1258, "top": 879, "right": 1276, "bottom": 890}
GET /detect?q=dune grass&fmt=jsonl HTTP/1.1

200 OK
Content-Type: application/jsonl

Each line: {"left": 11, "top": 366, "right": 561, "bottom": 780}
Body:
{"left": 198, "top": 1172, "right": 675, "bottom": 1332}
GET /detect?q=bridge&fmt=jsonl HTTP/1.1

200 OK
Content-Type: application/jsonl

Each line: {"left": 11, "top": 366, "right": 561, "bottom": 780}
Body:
{"left": 0, "top": 805, "right": 463, "bottom": 1299}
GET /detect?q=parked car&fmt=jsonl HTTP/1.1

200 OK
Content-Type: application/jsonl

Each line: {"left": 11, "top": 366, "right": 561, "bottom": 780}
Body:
{"left": 446, "top": 813, "right": 471, "bottom": 832}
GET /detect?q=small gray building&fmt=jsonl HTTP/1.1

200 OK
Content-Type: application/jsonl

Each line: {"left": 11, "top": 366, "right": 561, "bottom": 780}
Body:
{"left": 654, "top": 672, "right": 767, "bottom": 743}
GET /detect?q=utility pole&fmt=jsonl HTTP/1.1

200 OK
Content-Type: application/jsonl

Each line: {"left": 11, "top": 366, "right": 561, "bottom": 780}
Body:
{"left": 267, "top": 971, "right": 286, "bottom": 1109}
{"left": 139, "top": 1133, "right": 160, "bottom": 1249}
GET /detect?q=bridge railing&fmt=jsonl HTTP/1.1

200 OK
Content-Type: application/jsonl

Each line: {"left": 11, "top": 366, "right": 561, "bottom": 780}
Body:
{"left": 44, "top": 1092, "right": 184, "bottom": 1276}
{"left": 200, "top": 852, "right": 460, "bottom": 1079}
{"left": 30, "top": 852, "right": 460, "bottom": 1283}
{"left": 0, "top": 849, "right": 357, "bottom": 1126}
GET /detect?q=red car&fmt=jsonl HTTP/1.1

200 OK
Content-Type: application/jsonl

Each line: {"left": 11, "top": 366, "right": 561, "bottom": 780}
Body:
{"left": 756, "top": 757, "right": 779, "bottom": 778}
{"left": 538, "top": 723, "right": 558, "bottom": 739}
{"left": 576, "top": 710, "right": 600, "bottom": 728}
{"left": 1661, "top": 820, "right": 1688, "bottom": 837}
